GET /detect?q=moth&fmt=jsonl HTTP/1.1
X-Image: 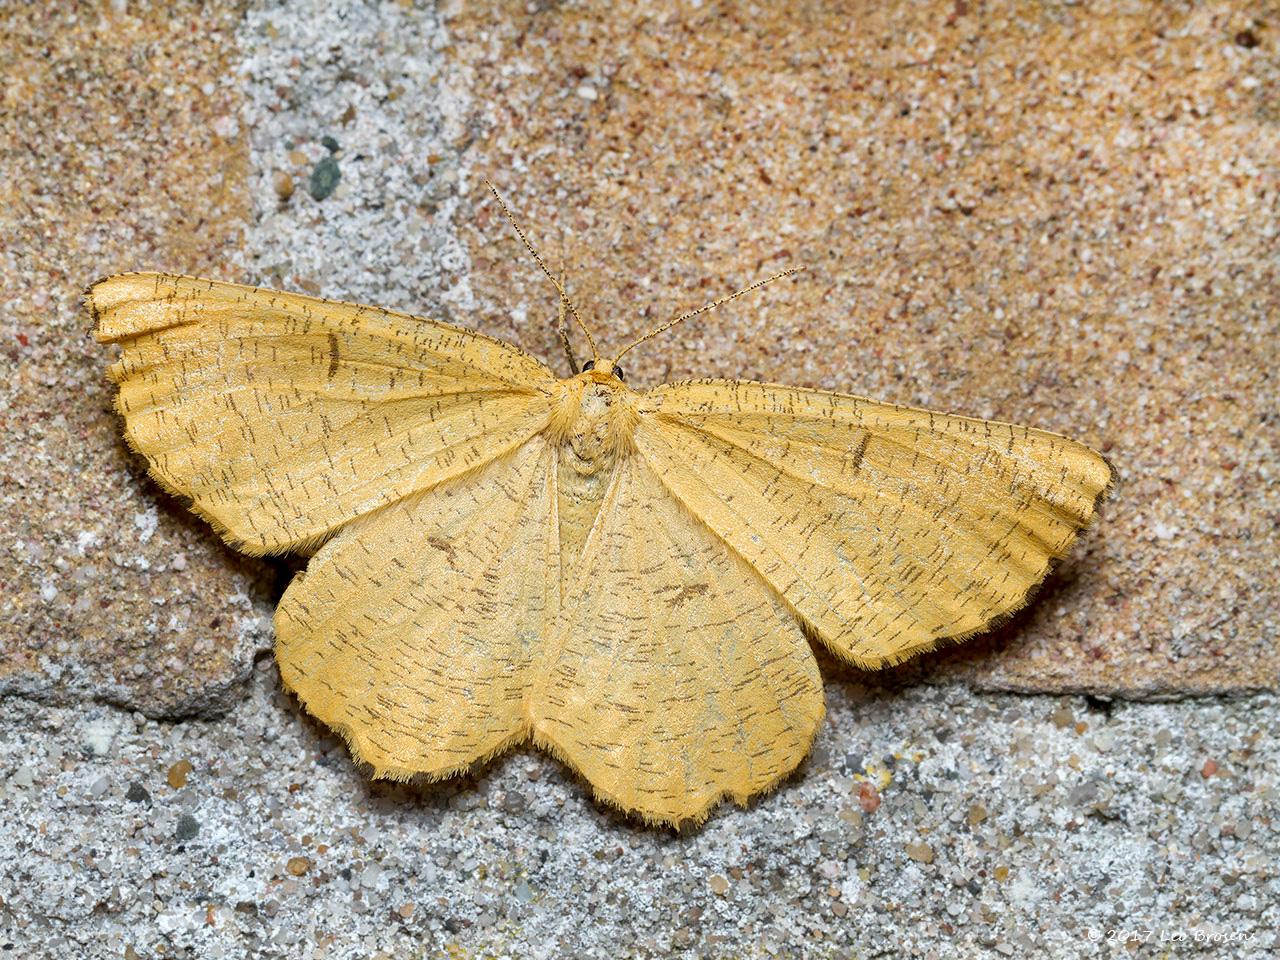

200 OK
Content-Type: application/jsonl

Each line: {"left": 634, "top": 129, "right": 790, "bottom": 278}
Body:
{"left": 88, "top": 189, "right": 1112, "bottom": 826}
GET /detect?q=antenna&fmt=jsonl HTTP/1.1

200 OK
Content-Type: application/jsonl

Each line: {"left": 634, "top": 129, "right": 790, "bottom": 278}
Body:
{"left": 484, "top": 181, "right": 600, "bottom": 363}
{"left": 612, "top": 267, "right": 804, "bottom": 364}
{"left": 553, "top": 265, "right": 580, "bottom": 374}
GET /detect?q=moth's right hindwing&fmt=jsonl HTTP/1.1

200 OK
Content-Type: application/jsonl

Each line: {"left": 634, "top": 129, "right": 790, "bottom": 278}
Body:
{"left": 530, "top": 452, "right": 825, "bottom": 826}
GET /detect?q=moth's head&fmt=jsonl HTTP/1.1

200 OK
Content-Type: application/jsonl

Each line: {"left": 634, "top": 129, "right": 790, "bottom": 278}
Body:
{"left": 580, "top": 358, "right": 627, "bottom": 384}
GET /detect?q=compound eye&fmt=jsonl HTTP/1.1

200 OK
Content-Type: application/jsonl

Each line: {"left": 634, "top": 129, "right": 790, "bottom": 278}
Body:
{"left": 611, "top": 364, "right": 626, "bottom": 382}
{"left": 581, "top": 359, "right": 596, "bottom": 371}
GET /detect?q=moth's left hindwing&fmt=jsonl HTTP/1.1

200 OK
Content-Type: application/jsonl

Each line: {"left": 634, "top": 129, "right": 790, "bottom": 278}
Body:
{"left": 90, "top": 272, "right": 556, "bottom": 554}
{"left": 275, "top": 436, "right": 562, "bottom": 781}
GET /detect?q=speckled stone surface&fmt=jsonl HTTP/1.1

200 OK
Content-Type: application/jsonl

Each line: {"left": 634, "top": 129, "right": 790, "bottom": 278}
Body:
{"left": 0, "top": 2, "right": 272, "bottom": 718}
{"left": 2, "top": 1, "right": 1279, "bottom": 957}
{"left": 2, "top": 661, "right": 1276, "bottom": 958}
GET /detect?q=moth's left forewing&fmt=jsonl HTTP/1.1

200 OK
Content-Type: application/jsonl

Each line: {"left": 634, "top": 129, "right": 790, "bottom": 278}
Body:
{"left": 635, "top": 379, "right": 1113, "bottom": 669}
{"left": 89, "top": 272, "right": 557, "bottom": 555}
{"left": 91, "top": 272, "right": 556, "bottom": 388}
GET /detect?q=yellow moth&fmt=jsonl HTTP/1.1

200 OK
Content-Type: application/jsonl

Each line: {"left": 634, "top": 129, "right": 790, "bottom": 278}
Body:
{"left": 87, "top": 190, "right": 1112, "bottom": 826}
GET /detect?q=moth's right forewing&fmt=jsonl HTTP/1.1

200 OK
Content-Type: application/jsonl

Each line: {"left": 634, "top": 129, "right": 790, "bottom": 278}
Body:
{"left": 89, "top": 272, "right": 557, "bottom": 555}
{"left": 637, "top": 379, "right": 1113, "bottom": 669}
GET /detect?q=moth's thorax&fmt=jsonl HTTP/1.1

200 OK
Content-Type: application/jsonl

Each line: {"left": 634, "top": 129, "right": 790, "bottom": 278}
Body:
{"left": 549, "top": 371, "right": 639, "bottom": 473}
{"left": 549, "top": 371, "right": 637, "bottom": 570}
